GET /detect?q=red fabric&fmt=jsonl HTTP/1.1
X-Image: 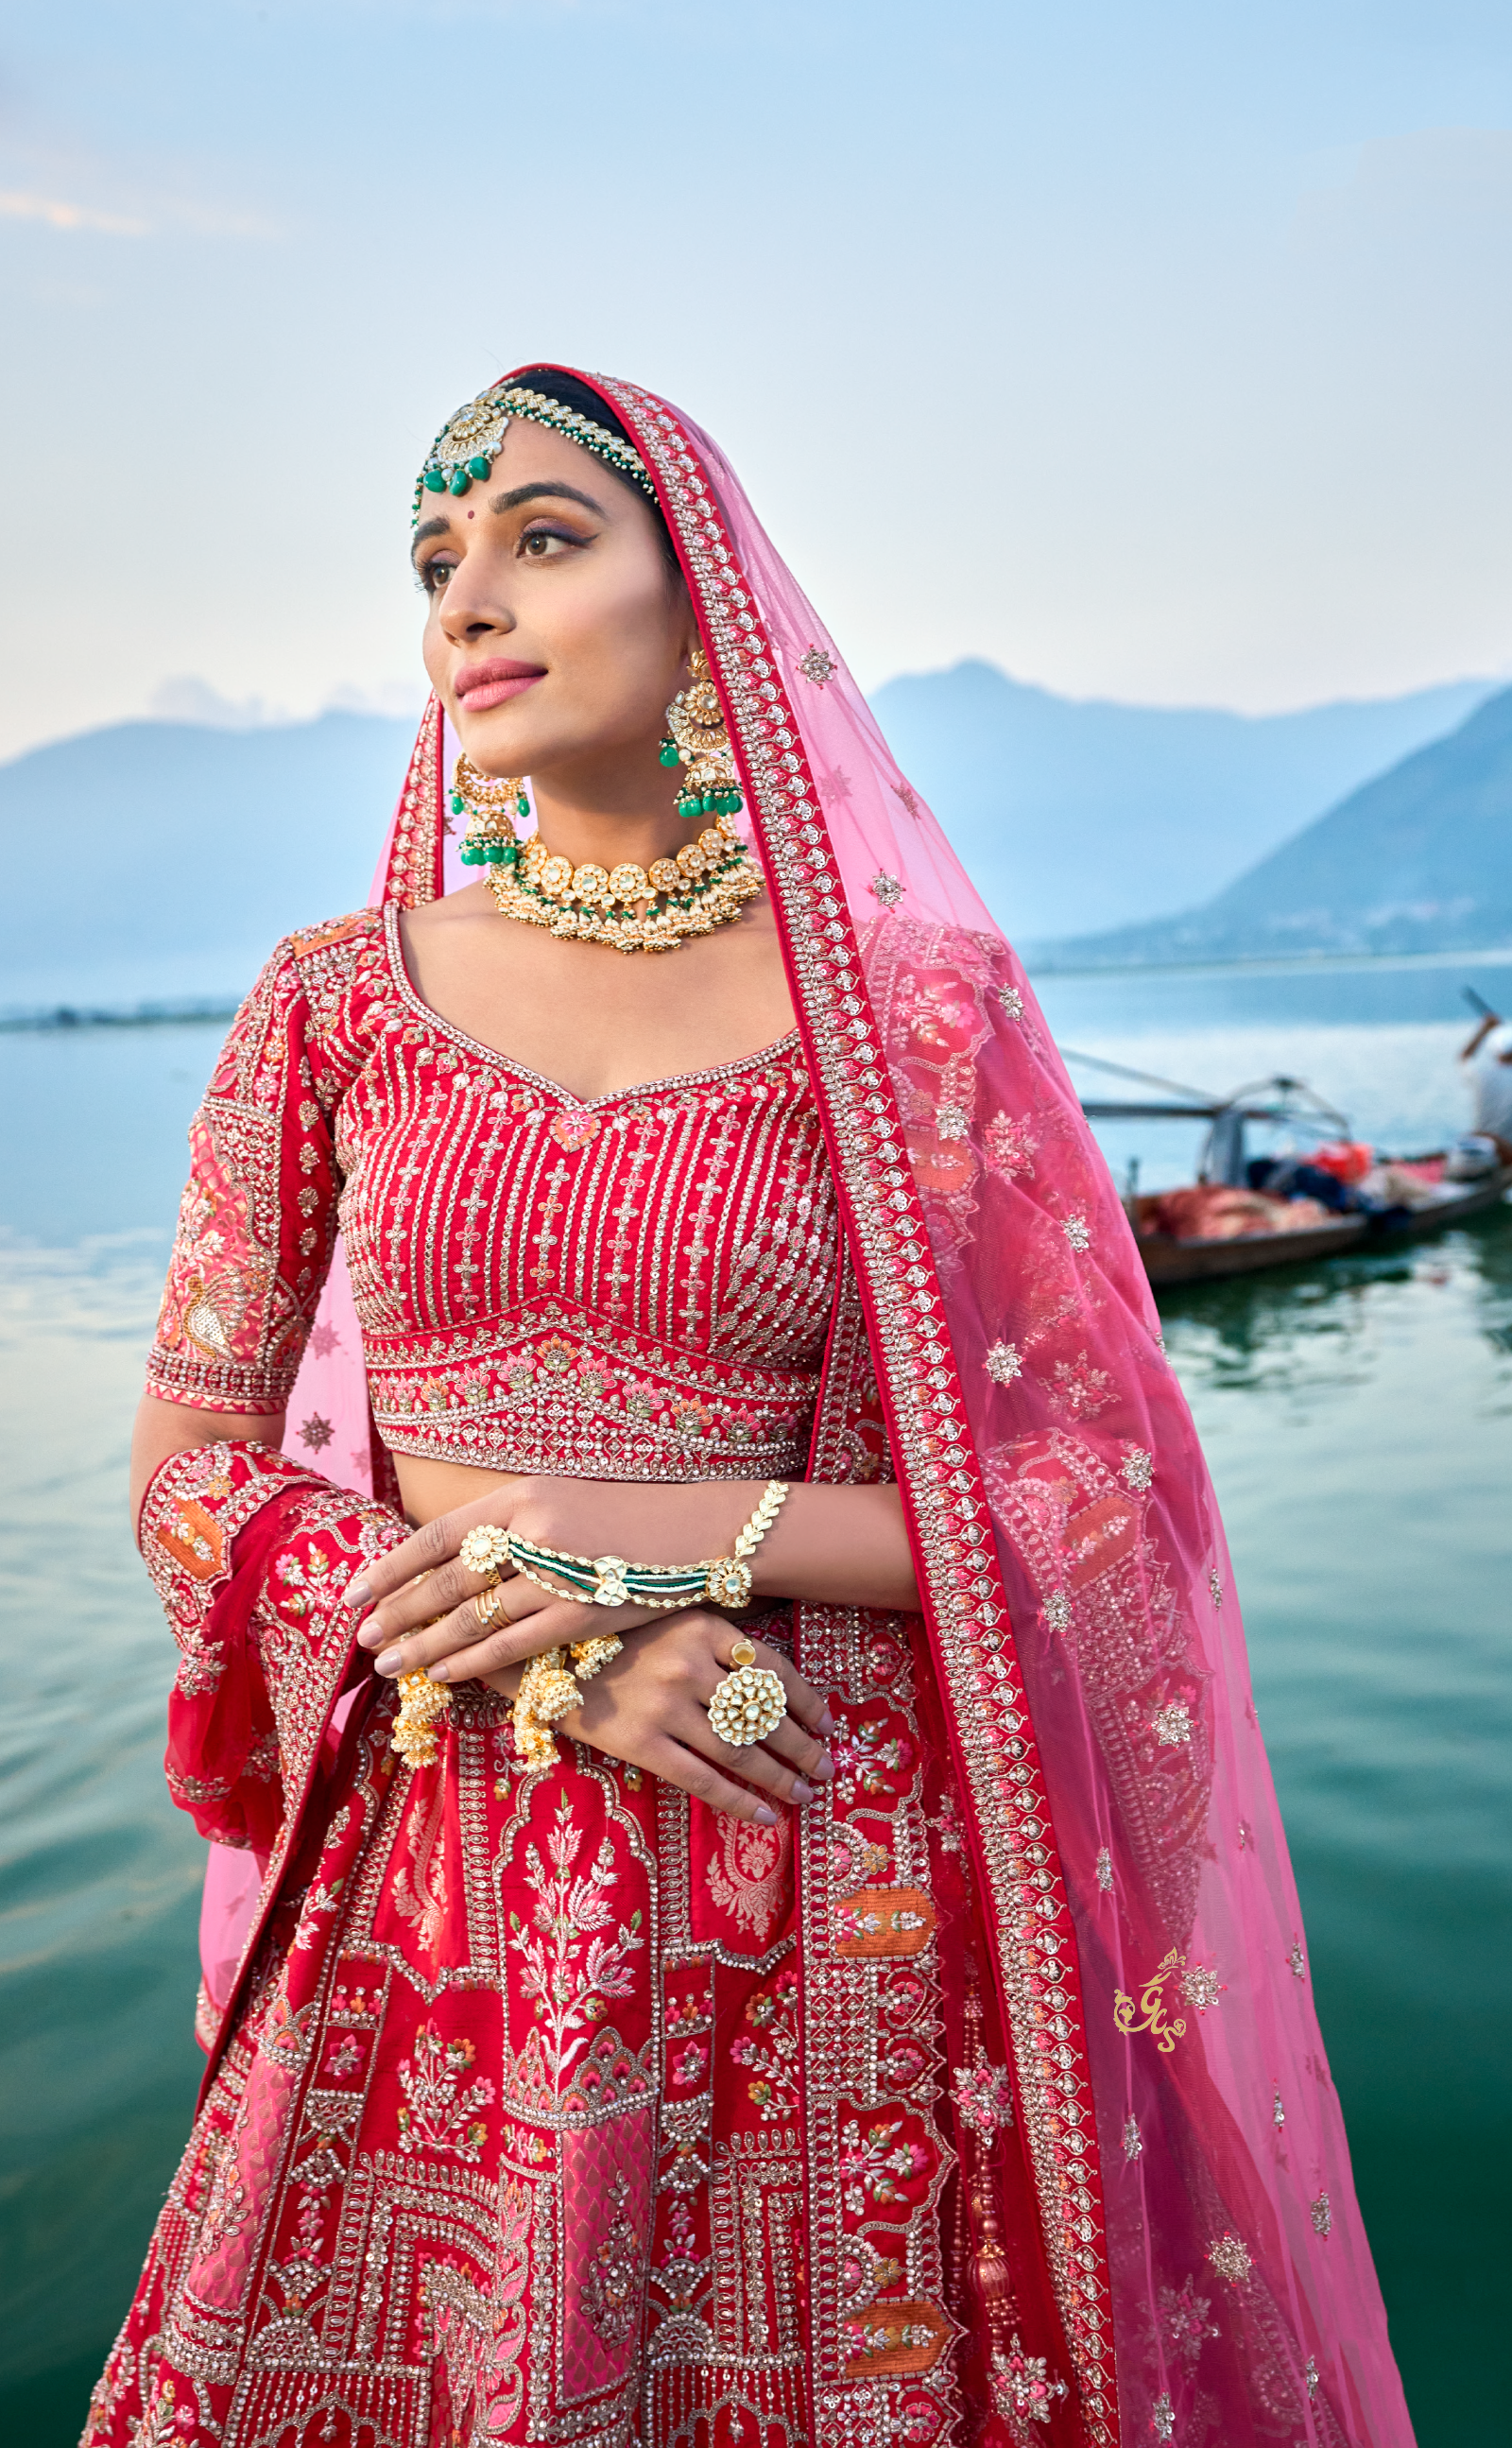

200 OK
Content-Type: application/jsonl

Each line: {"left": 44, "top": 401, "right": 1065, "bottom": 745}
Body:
{"left": 89, "top": 367, "right": 1413, "bottom": 2448}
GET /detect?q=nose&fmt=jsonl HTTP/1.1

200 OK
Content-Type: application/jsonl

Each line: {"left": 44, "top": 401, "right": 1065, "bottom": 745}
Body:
{"left": 438, "top": 555, "right": 516, "bottom": 649}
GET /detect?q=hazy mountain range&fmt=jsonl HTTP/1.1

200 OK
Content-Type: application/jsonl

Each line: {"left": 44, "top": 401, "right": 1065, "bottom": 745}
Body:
{"left": 0, "top": 664, "right": 1503, "bottom": 1013}
{"left": 1032, "top": 682, "right": 1512, "bottom": 969}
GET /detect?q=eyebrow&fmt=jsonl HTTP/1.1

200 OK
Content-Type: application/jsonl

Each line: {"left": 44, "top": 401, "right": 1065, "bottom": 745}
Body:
{"left": 488, "top": 480, "right": 609, "bottom": 518}
{"left": 410, "top": 514, "right": 452, "bottom": 568}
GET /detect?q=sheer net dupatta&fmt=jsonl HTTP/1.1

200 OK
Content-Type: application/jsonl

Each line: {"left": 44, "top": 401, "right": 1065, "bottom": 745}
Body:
{"left": 581, "top": 371, "right": 1414, "bottom": 2448}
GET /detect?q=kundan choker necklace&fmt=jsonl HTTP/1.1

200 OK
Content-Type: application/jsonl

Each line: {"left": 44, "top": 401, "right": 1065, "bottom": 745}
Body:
{"left": 486, "top": 812, "right": 762, "bottom": 956}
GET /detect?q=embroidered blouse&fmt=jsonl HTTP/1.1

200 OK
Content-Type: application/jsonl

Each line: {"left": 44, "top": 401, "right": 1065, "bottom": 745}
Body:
{"left": 146, "top": 905, "right": 840, "bottom": 1481}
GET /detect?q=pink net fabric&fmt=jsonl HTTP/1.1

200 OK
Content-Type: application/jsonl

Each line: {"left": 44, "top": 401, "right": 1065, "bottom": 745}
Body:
{"left": 200, "top": 365, "right": 1411, "bottom": 2447}
{"left": 611, "top": 386, "right": 1411, "bottom": 2448}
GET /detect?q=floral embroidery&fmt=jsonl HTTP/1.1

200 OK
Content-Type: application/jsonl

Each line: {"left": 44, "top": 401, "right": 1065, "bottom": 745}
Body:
{"left": 1311, "top": 2190, "right": 1332, "bottom": 2237}
{"left": 1047, "top": 1351, "right": 1114, "bottom": 1418}
{"left": 507, "top": 1793, "right": 644, "bottom": 2082}
{"left": 1151, "top": 2390, "right": 1175, "bottom": 2440}
{"left": 1209, "top": 1567, "right": 1224, "bottom": 1607}
{"left": 839, "top": 2116, "right": 931, "bottom": 2212}
{"left": 298, "top": 1413, "right": 334, "bottom": 1453}
{"left": 868, "top": 871, "right": 904, "bottom": 908}
{"left": 1180, "top": 1963, "right": 1222, "bottom": 2012}
{"left": 579, "top": 2172, "right": 642, "bottom": 2345}
{"left": 702, "top": 1808, "right": 792, "bottom": 1940}
{"left": 891, "top": 779, "right": 921, "bottom": 818}
{"left": 951, "top": 2060, "right": 1016, "bottom": 2140}
{"left": 1060, "top": 1213, "right": 1091, "bottom": 1252}
{"left": 990, "top": 2333, "right": 1068, "bottom": 2427}
{"left": 1123, "top": 2115, "right": 1143, "bottom": 2160}
{"left": 1151, "top": 1700, "right": 1193, "bottom": 1747}
{"left": 1122, "top": 1447, "right": 1154, "bottom": 1493}
{"left": 986, "top": 1339, "right": 1022, "bottom": 1385}
{"left": 997, "top": 983, "right": 1025, "bottom": 1019}
{"left": 1096, "top": 1847, "right": 1113, "bottom": 1892}
{"left": 396, "top": 2024, "right": 494, "bottom": 2162}
{"left": 1043, "top": 1589, "right": 1071, "bottom": 1633}
{"left": 798, "top": 645, "right": 836, "bottom": 685}
{"left": 1207, "top": 2232, "right": 1251, "bottom": 2284}
{"left": 830, "top": 1713, "right": 911, "bottom": 1801}
{"left": 730, "top": 1970, "right": 799, "bottom": 2120}
{"left": 984, "top": 1111, "right": 1038, "bottom": 1177}
{"left": 1160, "top": 2272, "right": 1218, "bottom": 2368}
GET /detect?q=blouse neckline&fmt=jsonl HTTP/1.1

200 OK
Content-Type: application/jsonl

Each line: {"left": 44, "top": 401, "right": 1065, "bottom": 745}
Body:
{"left": 381, "top": 900, "right": 803, "bottom": 1111}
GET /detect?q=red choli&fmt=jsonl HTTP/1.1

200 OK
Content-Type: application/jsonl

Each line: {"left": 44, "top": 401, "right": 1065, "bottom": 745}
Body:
{"left": 146, "top": 905, "right": 840, "bottom": 1481}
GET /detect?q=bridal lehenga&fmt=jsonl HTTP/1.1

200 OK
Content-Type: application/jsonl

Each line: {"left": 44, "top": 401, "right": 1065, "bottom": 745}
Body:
{"left": 85, "top": 371, "right": 1414, "bottom": 2448}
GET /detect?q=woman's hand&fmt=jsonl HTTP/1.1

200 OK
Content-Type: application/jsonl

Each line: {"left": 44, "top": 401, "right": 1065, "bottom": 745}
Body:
{"left": 487, "top": 1608, "right": 833, "bottom": 1826}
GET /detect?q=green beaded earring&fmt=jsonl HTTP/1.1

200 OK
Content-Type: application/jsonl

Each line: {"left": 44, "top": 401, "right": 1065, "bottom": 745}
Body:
{"left": 454, "top": 756, "right": 527, "bottom": 869}
{"left": 663, "top": 648, "right": 745, "bottom": 823}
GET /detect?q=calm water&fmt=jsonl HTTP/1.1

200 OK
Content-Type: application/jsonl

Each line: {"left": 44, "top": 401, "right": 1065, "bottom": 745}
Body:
{"left": 2, "top": 958, "right": 1508, "bottom": 2444}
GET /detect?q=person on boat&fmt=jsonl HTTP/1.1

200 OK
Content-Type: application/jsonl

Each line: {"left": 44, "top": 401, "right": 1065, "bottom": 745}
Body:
{"left": 1457, "top": 1007, "right": 1512, "bottom": 1164}
{"left": 84, "top": 369, "right": 1414, "bottom": 2448}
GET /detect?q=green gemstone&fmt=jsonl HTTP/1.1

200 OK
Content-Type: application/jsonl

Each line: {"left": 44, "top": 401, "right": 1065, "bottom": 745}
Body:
{"left": 467, "top": 455, "right": 490, "bottom": 480}
{"left": 659, "top": 743, "right": 680, "bottom": 768}
{"left": 423, "top": 468, "right": 447, "bottom": 492}
{"left": 460, "top": 843, "right": 482, "bottom": 865}
{"left": 448, "top": 469, "right": 472, "bottom": 496}
{"left": 516, "top": 795, "right": 530, "bottom": 817}
{"left": 501, "top": 844, "right": 519, "bottom": 866}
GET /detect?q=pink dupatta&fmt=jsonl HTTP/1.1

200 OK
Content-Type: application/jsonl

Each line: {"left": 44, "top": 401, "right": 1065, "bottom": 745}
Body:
{"left": 224, "top": 368, "right": 1410, "bottom": 2448}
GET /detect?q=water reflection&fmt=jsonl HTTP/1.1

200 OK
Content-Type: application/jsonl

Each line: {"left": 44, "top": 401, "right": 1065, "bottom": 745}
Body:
{"left": 1157, "top": 1201, "right": 1512, "bottom": 1386}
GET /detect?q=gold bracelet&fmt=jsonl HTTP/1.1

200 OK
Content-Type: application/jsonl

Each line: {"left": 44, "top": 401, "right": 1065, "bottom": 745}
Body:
{"left": 704, "top": 1479, "right": 789, "bottom": 1610}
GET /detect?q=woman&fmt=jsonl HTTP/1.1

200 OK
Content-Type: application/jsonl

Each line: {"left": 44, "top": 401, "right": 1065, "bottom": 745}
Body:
{"left": 85, "top": 369, "right": 1413, "bottom": 2448}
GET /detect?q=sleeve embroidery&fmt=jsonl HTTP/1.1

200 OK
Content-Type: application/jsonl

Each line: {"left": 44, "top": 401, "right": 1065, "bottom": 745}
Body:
{"left": 145, "top": 915, "right": 377, "bottom": 1414}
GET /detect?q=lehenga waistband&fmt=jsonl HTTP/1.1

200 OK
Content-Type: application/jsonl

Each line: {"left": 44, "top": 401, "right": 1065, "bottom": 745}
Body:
{"left": 363, "top": 1306, "right": 818, "bottom": 1484}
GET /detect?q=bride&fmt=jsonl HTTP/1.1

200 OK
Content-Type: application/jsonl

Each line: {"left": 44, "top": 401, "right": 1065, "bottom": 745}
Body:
{"left": 85, "top": 368, "right": 1413, "bottom": 2448}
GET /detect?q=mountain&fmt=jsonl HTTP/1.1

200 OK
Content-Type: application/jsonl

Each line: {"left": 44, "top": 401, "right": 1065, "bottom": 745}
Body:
{"left": 0, "top": 713, "right": 416, "bottom": 1012}
{"left": 0, "top": 670, "right": 1498, "bottom": 1013}
{"left": 871, "top": 662, "right": 1493, "bottom": 940}
{"left": 1034, "top": 684, "right": 1512, "bottom": 969}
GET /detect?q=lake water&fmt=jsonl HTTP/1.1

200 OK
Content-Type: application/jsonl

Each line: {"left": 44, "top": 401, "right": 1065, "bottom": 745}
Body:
{"left": 2, "top": 954, "right": 1508, "bottom": 2445}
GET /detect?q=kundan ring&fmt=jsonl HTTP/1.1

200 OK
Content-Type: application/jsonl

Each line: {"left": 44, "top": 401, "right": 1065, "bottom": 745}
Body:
{"left": 706, "top": 1636, "right": 787, "bottom": 1749}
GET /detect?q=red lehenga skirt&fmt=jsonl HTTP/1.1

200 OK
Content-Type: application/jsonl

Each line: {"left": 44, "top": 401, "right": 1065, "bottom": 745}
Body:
{"left": 83, "top": 1445, "right": 1073, "bottom": 2448}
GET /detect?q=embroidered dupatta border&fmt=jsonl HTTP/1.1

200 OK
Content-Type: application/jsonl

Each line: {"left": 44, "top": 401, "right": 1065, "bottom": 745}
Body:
{"left": 594, "top": 375, "right": 1119, "bottom": 2444}
{"left": 381, "top": 693, "right": 446, "bottom": 907}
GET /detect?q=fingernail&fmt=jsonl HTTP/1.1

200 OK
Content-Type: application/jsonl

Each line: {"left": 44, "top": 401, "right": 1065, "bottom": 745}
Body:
{"left": 754, "top": 1803, "right": 779, "bottom": 1826}
{"left": 428, "top": 1661, "right": 449, "bottom": 1682}
{"left": 790, "top": 1779, "right": 816, "bottom": 1804}
{"left": 356, "top": 1625, "right": 384, "bottom": 1648}
{"left": 346, "top": 1579, "right": 371, "bottom": 1609}
{"left": 817, "top": 1708, "right": 835, "bottom": 1736}
{"left": 811, "top": 1753, "right": 835, "bottom": 1783}
{"left": 374, "top": 1647, "right": 404, "bottom": 1677}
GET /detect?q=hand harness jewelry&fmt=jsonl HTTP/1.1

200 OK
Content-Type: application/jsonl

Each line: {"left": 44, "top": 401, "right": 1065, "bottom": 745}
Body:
{"left": 450, "top": 1484, "right": 789, "bottom": 1767}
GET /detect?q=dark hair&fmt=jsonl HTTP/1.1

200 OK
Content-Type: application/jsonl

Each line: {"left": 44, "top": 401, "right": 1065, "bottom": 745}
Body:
{"left": 507, "top": 366, "right": 681, "bottom": 577}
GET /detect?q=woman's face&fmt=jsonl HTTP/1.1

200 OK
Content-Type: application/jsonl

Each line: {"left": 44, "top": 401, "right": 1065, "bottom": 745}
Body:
{"left": 413, "top": 418, "right": 693, "bottom": 784}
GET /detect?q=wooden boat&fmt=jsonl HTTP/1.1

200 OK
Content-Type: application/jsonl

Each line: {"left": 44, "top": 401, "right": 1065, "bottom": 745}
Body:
{"left": 1131, "top": 1203, "right": 1369, "bottom": 1286}
{"left": 1066, "top": 1052, "right": 1511, "bottom": 1290}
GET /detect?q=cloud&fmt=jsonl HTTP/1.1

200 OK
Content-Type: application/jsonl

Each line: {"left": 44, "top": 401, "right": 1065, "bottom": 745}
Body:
{"left": 148, "top": 677, "right": 288, "bottom": 728}
{"left": 0, "top": 188, "right": 149, "bottom": 236}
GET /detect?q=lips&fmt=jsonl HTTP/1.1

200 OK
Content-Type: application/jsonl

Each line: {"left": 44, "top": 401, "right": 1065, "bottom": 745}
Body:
{"left": 455, "top": 657, "right": 546, "bottom": 712}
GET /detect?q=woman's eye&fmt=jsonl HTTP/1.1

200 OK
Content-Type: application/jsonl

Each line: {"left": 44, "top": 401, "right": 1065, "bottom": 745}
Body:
{"left": 521, "top": 526, "right": 576, "bottom": 560}
{"left": 421, "top": 559, "right": 456, "bottom": 593}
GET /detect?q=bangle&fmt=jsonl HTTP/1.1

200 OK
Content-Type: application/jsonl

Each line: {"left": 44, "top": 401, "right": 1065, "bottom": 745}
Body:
{"left": 496, "top": 1481, "right": 791, "bottom": 1615}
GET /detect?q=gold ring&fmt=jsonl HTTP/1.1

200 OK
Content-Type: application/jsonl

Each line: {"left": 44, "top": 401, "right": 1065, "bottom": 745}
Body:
{"left": 475, "top": 1582, "right": 508, "bottom": 1631}
{"left": 707, "top": 1661, "right": 786, "bottom": 1749}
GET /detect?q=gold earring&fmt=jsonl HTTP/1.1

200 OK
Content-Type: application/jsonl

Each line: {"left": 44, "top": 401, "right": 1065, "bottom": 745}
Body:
{"left": 662, "top": 646, "right": 744, "bottom": 822}
{"left": 454, "top": 754, "right": 527, "bottom": 870}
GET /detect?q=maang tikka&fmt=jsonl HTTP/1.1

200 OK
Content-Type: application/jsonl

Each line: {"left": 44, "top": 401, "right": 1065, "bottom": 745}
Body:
{"left": 454, "top": 755, "right": 528, "bottom": 870}
{"left": 660, "top": 647, "right": 745, "bottom": 823}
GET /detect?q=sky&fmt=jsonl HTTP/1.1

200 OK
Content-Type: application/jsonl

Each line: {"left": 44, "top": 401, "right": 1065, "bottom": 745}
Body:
{"left": 3, "top": 0, "right": 1512, "bottom": 762}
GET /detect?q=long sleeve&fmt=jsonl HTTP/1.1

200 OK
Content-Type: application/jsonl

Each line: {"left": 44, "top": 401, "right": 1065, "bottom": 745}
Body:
{"left": 146, "top": 936, "right": 344, "bottom": 1415}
